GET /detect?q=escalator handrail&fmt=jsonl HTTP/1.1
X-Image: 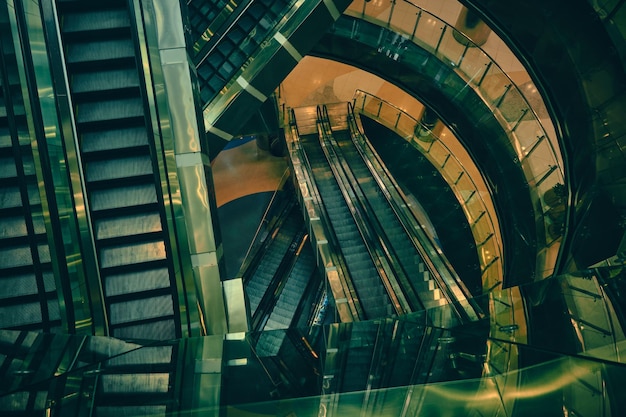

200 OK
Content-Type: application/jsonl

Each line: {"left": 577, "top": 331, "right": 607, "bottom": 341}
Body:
{"left": 238, "top": 167, "right": 291, "bottom": 281}
{"left": 346, "top": 102, "right": 483, "bottom": 323}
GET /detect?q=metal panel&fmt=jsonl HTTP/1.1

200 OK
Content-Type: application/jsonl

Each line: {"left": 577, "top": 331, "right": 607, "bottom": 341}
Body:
{"left": 137, "top": 0, "right": 229, "bottom": 336}
{"left": 152, "top": 0, "right": 186, "bottom": 50}
{"left": 177, "top": 162, "right": 217, "bottom": 255}
{"left": 193, "top": 264, "right": 228, "bottom": 335}
{"left": 161, "top": 52, "right": 201, "bottom": 155}
{"left": 134, "top": 0, "right": 201, "bottom": 337}
{"left": 222, "top": 278, "right": 248, "bottom": 333}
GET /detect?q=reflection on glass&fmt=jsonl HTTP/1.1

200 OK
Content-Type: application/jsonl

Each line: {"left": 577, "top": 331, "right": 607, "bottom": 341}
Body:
{"left": 2, "top": 267, "right": 624, "bottom": 416}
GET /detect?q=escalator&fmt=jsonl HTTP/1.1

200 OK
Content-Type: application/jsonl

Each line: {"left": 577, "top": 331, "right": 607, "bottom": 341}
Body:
{"left": 90, "top": 342, "right": 179, "bottom": 417}
{"left": 329, "top": 130, "right": 444, "bottom": 311}
{"left": 244, "top": 200, "right": 305, "bottom": 319}
{"left": 187, "top": 0, "right": 352, "bottom": 157}
{"left": 56, "top": 0, "right": 179, "bottom": 340}
{"left": 262, "top": 234, "right": 317, "bottom": 330}
{"left": 298, "top": 133, "right": 394, "bottom": 320}
{"left": 244, "top": 199, "right": 324, "bottom": 336}
{"left": 191, "top": 0, "right": 291, "bottom": 105}
{"left": 0, "top": 10, "right": 59, "bottom": 333}
{"left": 253, "top": 233, "right": 321, "bottom": 357}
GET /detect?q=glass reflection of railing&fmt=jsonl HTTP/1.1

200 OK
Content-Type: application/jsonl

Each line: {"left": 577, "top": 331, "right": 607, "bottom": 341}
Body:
{"left": 353, "top": 90, "right": 503, "bottom": 293}
{"left": 563, "top": 272, "right": 623, "bottom": 363}
{"left": 484, "top": 286, "right": 526, "bottom": 411}
{"left": 346, "top": 0, "right": 566, "bottom": 277}
{"left": 2, "top": 324, "right": 618, "bottom": 416}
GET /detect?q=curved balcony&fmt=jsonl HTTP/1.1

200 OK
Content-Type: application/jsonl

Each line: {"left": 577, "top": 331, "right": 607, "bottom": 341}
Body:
{"left": 344, "top": 0, "right": 566, "bottom": 279}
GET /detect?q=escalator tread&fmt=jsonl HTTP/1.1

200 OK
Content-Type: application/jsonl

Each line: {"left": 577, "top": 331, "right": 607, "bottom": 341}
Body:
{"left": 54, "top": 3, "right": 177, "bottom": 338}
{"left": 299, "top": 135, "right": 393, "bottom": 319}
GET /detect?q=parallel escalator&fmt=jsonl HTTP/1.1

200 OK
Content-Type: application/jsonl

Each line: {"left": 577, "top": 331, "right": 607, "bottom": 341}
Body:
{"left": 244, "top": 200, "right": 304, "bottom": 318}
{"left": 330, "top": 130, "right": 443, "bottom": 311}
{"left": 56, "top": 0, "right": 179, "bottom": 340}
{"left": 298, "top": 134, "right": 393, "bottom": 320}
{"left": 191, "top": 0, "right": 291, "bottom": 105}
{"left": 0, "top": 17, "right": 59, "bottom": 332}
{"left": 262, "top": 234, "right": 317, "bottom": 330}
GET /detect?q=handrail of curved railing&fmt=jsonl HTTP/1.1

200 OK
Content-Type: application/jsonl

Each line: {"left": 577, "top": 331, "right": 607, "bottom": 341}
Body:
{"left": 345, "top": 0, "right": 566, "bottom": 278}
{"left": 352, "top": 89, "right": 503, "bottom": 293}
{"left": 347, "top": 0, "right": 561, "bottom": 167}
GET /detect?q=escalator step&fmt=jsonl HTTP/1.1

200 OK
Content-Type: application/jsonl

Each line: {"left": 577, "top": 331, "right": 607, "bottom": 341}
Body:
{"left": 90, "top": 183, "right": 157, "bottom": 212}
{"left": 61, "top": 10, "right": 130, "bottom": 34}
{"left": 85, "top": 155, "right": 153, "bottom": 183}
{"left": 71, "top": 68, "right": 139, "bottom": 95}
{"left": 65, "top": 39, "right": 135, "bottom": 65}
{"left": 81, "top": 127, "right": 149, "bottom": 154}
{"left": 76, "top": 98, "right": 144, "bottom": 124}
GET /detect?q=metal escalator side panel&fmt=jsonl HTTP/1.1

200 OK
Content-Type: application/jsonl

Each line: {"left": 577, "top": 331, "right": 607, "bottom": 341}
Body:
{"left": 137, "top": 0, "right": 229, "bottom": 336}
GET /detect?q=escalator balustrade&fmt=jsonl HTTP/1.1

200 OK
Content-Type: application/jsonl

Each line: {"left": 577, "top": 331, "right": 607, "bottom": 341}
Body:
{"left": 0, "top": 15, "right": 59, "bottom": 332}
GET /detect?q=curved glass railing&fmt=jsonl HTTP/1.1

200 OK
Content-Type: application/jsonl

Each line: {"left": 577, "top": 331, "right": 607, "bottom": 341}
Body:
{"left": 346, "top": 0, "right": 566, "bottom": 278}
{"left": 353, "top": 90, "right": 503, "bottom": 293}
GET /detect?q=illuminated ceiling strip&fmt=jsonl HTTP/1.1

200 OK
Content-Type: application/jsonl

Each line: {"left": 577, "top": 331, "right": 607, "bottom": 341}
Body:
{"left": 236, "top": 76, "right": 266, "bottom": 102}
{"left": 274, "top": 32, "right": 303, "bottom": 61}
{"left": 207, "top": 125, "right": 234, "bottom": 140}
